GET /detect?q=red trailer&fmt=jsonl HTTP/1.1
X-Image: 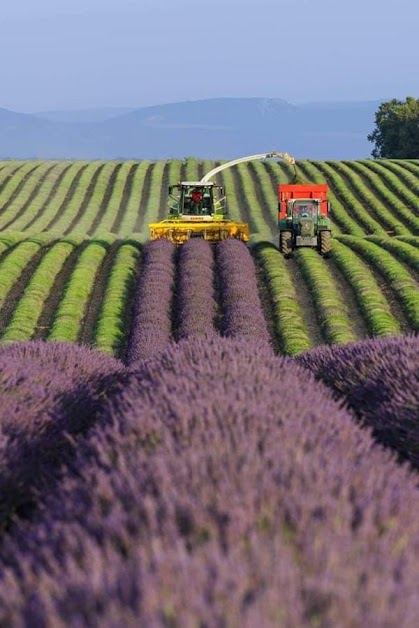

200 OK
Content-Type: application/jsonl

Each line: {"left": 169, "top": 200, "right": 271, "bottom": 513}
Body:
{"left": 278, "top": 184, "right": 329, "bottom": 219}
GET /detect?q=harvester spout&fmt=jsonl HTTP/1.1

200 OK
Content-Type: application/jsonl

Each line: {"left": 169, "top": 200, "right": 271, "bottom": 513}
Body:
{"left": 200, "top": 152, "right": 296, "bottom": 183}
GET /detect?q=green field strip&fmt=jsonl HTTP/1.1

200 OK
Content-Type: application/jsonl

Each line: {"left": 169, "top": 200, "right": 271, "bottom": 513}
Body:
{"left": 338, "top": 236, "right": 419, "bottom": 331}
{"left": 184, "top": 158, "right": 200, "bottom": 181}
{"left": 0, "top": 236, "right": 54, "bottom": 328}
{"left": 117, "top": 161, "right": 152, "bottom": 236}
{"left": 366, "top": 236, "right": 419, "bottom": 276}
{"left": 196, "top": 160, "right": 205, "bottom": 179}
{"left": 0, "top": 231, "right": 28, "bottom": 252}
{"left": 331, "top": 240, "right": 400, "bottom": 337}
{"left": 132, "top": 161, "right": 156, "bottom": 234}
{"left": 313, "top": 161, "right": 386, "bottom": 234}
{"left": 0, "top": 162, "right": 28, "bottom": 197}
{"left": 216, "top": 166, "right": 241, "bottom": 223}
{"left": 21, "top": 162, "right": 76, "bottom": 232}
{"left": 394, "top": 236, "right": 419, "bottom": 248}
{"left": 168, "top": 159, "right": 183, "bottom": 183}
{"left": 396, "top": 160, "right": 419, "bottom": 174}
{"left": 87, "top": 162, "right": 124, "bottom": 234}
{"left": 342, "top": 160, "right": 419, "bottom": 234}
{"left": 0, "top": 162, "right": 59, "bottom": 229}
{"left": 94, "top": 237, "right": 142, "bottom": 357}
{"left": 253, "top": 242, "right": 312, "bottom": 354}
{"left": 331, "top": 161, "right": 411, "bottom": 235}
{"left": 297, "top": 161, "right": 360, "bottom": 235}
{"left": 109, "top": 163, "right": 139, "bottom": 234}
{"left": 250, "top": 162, "right": 278, "bottom": 231}
{"left": 48, "top": 236, "right": 114, "bottom": 343}
{"left": 0, "top": 161, "right": 19, "bottom": 178}
{"left": 295, "top": 248, "right": 358, "bottom": 345}
{"left": 33, "top": 162, "right": 90, "bottom": 232}
{"left": 0, "top": 162, "right": 45, "bottom": 215}
{"left": 234, "top": 164, "right": 271, "bottom": 239}
{"left": 1, "top": 237, "right": 81, "bottom": 342}
{"left": 48, "top": 162, "right": 106, "bottom": 234}
{"left": 1, "top": 163, "right": 70, "bottom": 232}
{"left": 0, "top": 162, "right": 36, "bottom": 201}
{"left": 241, "top": 161, "right": 276, "bottom": 237}
{"left": 89, "top": 161, "right": 137, "bottom": 235}
{"left": 139, "top": 161, "right": 170, "bottom": 233}
{"left": 68, "top": 162, "right": 121, "bottom": 235}
{"left": 156, "top": 161, "right": 172, "bottom": 222}
{"left": 362, "top": 160, "right": 419, "bottom": 203}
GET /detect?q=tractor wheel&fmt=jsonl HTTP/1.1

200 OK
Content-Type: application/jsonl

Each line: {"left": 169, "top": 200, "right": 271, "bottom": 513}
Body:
{"left": 280, "top": 231, "right": 293, "bottom": 257}
{"left": 319, "top": 230, "right": 331, "bottom": 257}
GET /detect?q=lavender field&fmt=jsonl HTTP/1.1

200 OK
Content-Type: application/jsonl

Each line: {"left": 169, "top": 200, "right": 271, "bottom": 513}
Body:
{"left": 0, "top": 239, "right": 418, "bottom": 626}
{"left": 0, "top": 160, "right": 418, "bottom": 625}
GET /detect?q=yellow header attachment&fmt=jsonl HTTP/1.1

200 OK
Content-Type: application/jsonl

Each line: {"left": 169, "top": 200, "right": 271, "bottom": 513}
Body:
{"left": 149, "top": 218, "right": 249, "bottom": 245}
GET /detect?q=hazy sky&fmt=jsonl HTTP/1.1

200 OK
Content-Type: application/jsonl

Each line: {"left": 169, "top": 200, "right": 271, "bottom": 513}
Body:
{"left": 1, "top": 0, "right": 418, "bottom": 112}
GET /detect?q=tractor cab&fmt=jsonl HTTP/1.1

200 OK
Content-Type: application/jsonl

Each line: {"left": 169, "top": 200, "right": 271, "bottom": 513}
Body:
{"left": 168, "top": 182, "right": 226, "bottom": 219}
{"left": 288, "top": 200, "right": 319, "bottom": 237}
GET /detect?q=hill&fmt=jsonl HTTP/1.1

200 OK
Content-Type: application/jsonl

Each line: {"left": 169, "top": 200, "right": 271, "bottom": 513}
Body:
{"left": 0, "top": 98, "right": 379, "bottom": 159}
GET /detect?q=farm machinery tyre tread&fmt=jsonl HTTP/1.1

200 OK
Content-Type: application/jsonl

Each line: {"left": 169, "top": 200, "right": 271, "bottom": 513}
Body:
{"left": 319, "top": 230, "right": 332, "bottom": 257}
{"left": 280, "top": 231, "right": 293, "bottom": 258}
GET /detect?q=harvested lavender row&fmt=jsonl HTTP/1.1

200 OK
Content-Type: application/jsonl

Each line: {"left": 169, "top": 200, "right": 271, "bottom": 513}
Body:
{"left": 0, "top": 341, "right": 123, "bottom": 532}
{"left": 296, "top": 334, "right": 419, "bottom": 468}
{"left": 2, "top": 337, "right": 419, "bottom": 626}
{"left": 175, "top": 238, "right": 218, "bottom": 340}
{"left": 216, "top": 239, "right": 270, "bottom": 343}
{"left": 125, "top": 239, "right": 176, "bottom": 363}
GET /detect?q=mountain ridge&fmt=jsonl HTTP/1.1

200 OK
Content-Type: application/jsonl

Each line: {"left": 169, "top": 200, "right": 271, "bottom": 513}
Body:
{"left": 0, "top": 97, "right": 379, "bottom": 159}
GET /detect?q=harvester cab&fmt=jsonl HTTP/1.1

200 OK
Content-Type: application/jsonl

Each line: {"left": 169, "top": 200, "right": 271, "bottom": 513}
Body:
{"left": 278, "top": 184, "right": 332, "bottom": 257}
{"left": 168, "top": 182, "right": 225, "bottom": 218}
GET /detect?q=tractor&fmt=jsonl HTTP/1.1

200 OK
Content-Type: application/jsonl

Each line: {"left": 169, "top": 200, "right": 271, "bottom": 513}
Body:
{"left": 278, "top": 184, "right": 332, "bottom": 257}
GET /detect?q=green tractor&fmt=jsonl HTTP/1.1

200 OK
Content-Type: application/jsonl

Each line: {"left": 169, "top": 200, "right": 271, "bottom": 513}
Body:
{"left": 278, "top": 184, "right": 332, "bottom": 257}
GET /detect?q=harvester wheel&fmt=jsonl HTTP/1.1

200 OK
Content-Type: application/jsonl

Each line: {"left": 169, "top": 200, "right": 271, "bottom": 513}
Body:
{"left": 319, "top": 230, "right": 332, "bottom": 257}
{"left": 280, "top": 231, "right": 293, "bottom": 257}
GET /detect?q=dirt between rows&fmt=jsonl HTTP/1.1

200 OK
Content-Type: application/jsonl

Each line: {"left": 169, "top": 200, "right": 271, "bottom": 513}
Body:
{"left": 2, "top": 164, "right": 58, "bottom": 231}
{"left": 34, "top": 243, "right": 88, "bottom": 340}
{"left": 133, "top": 163, "right": 156, "bottom": 232}
{"left": 88, "top": 163, "right": 124, "bottom": 235}
{"left": 323, "top": 256, "right": 369, "bottom": 339}
{"left": 284, "top": 256, "right": 325, "bottom": 347}
{"left": 64, "top": 164, "right": 106, "bottom": 235}
{"left": 111, "top": 163, "right": 139, "bottom": 234}
{"left": 24, "top": 163, "right": 74, "bottom": 231}
{"left": 44, "top": 164, "right": 90, "bottom": 231}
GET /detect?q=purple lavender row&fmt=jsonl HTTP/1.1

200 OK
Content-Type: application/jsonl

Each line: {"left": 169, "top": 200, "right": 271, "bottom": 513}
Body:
{"left": 2, "top": 337, "right": 419, "bottom": 626}
{"left": 125, "top": 239, "right": 176, "bottom": 363}
{"left": 216, "top": 239, "right": 270, "bottom": 343}
{"left": 0, "top": 341, "right": 123, "bottom": 531}
{"left": 296, "top": 333, "right": 419, "bottom": 468}
{"left": 175, "top": 238, "right": 218, "bottom": 340}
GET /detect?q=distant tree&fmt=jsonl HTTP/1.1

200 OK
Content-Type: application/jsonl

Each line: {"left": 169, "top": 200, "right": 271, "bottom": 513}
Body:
{"left": 368, "top": 97, "right": 419, "bottom": 158}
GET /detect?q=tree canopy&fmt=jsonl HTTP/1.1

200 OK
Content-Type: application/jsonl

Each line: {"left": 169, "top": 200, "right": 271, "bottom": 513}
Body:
{"left": 368, "top": 97, "right": 419, "bottom": 159}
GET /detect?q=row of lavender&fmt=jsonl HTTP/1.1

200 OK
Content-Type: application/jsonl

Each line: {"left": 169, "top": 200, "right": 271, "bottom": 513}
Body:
{"left": 0, "top": 335, "right": 419, "bottom": 625}
{"left": 126, "top": 238, "right": 270, "bottom": 362}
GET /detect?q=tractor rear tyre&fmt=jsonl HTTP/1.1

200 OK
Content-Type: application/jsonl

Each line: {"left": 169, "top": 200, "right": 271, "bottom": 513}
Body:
{"left": 280, "top": 231, "right": 293, "bottom": 257}
{"left": 319, "top": 230, "right": 331, "bottom": 257}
